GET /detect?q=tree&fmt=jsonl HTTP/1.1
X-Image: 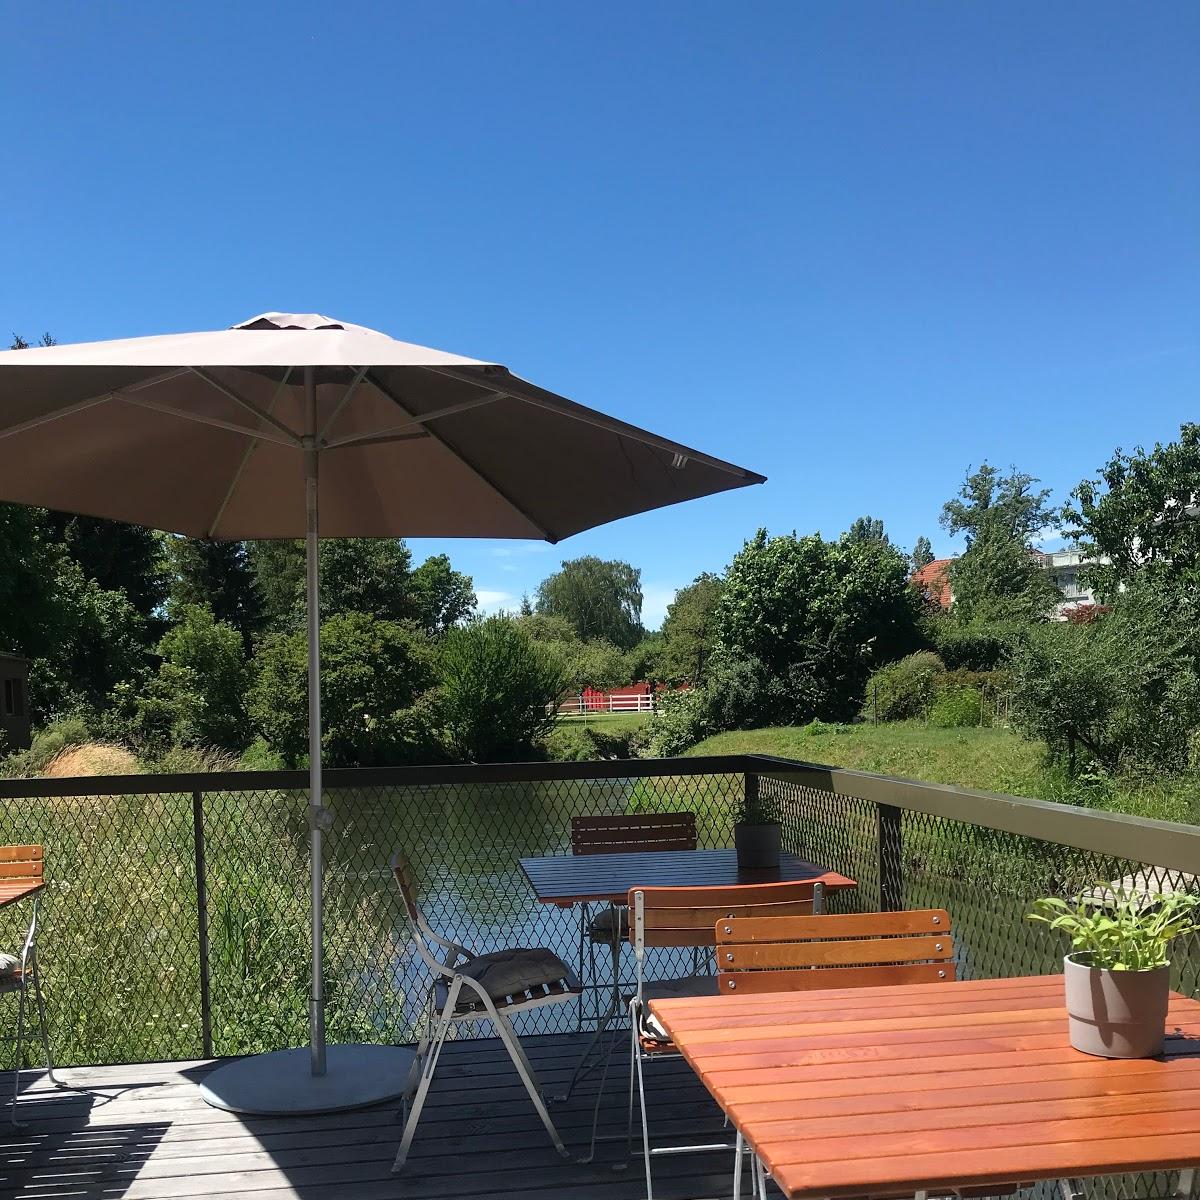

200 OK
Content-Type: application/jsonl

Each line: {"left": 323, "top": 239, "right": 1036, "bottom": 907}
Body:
{"left": 941, "top": 464, "right": 1059, "bottom": 624}
{"left": 166, "top": 537, "right": 262, "bottom": 650}
{"left": 845, "top": 515, "right": 889, "bottom": 545}
{"left": 1063, "top": 423, "right": 1200, "bottom": 601}
{"left": 409, "top": 554, "right": 476, "bottom": 635}
{"left": 438, "top": 616, "right": 566, "bottom": 762}
{"left": 249, "top": 613, "right": 438, "bottom": 766}
{"left": 911, "top": 536, "right": 935, "bottom": 571}
{"left": 535, "top": 556, "right": 644, "bottom": 649}
{"left": 248, "top": 540, "right": 306, "bottom": 633}
{"left": 658, "top": 573, "right": 724, "bottom": 683}
{"left": 712, "top": 529, "right": 922, "bottom": 725}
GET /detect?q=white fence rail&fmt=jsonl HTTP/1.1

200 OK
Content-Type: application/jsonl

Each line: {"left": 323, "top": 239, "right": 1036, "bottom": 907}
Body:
{"left": 556, "top": 692, "right": 655, "bottom": 716}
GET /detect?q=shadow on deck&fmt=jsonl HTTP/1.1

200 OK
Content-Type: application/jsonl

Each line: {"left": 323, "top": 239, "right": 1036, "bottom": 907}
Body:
{"left": 0, "top": 1032, "right": 740, "bottom": 1200}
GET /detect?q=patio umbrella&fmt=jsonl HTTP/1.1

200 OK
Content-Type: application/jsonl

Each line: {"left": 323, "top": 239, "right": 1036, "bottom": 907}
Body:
{"left": 0, "top": 312, "right": 764, "bottom": 1114}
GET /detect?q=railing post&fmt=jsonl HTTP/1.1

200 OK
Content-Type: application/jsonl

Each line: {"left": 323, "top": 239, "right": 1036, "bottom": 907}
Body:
{"left": 191, "top": 789, "right": 213, "bottom": 1059}
{"left": 877, "top": 803, "right": 903, "bottom": 912}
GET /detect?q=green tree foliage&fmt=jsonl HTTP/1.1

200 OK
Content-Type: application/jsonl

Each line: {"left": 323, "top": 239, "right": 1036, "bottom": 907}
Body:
{"left": 439, "top": 616, "right": 566, "bottom": 761}
{"left": 711, "top": 528, "right": 921, "bottom": 726}
{"left": 1008, "top": 579, "right": 1200, "bottom": 774}
{"left": 941, "top": 464, "right": 1059, "bottom": 623}
{"left": 657, "top": 573, "right": 723, "bottom": 684}
{"left": 166, "top": 537, "right": 262, "bottom": 650}
{"left": 911, "top": 536, "right": 935, "bottom": 571}
{"left": 846, "top": 515, "right": 889, "bottom": 544}
{"left": 248, "top": 540, "right": 306, "bottom": 632}
{"left": 535, "top": 556, "right": 644, "bottom": 649}
{"left": 119, "top": 606, "right": 251, "bottom": 752}
{"left": 249, "top": 613, "right": 438, "bottom": 767}
{"left": 1064, "top": 423, "right": 1200, "bottom": 601}
{"left": 517, "top": 610, "right": 633, "bottom": 691}
{"left": 863, "top": 651, "right": 945, "bottom": 721}
{"left": 409, "top": 553, "right": 476, "bottom": 635}
{"left": 319, "top": 538, "right": 415, "bottom": 623}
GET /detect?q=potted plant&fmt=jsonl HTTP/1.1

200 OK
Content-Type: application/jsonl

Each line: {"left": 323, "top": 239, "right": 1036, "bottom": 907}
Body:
{"left": 734, "top": 778, "right": 781, "bottom": 870}
{"left": 1029, "top": 886, "right": 1198, "bottom": 1059}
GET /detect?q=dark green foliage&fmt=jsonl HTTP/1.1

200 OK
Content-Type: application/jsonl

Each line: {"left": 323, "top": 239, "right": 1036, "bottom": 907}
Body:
{"left": 248, "top": 540, "right": 306, "bottom": 632}
{"left": 438, "top": 616, "right": 566, "bottom": 762}
{"left": 921, "top": 615, "right": 1011, "bottom": 670}
{"left": 657, "top": 573, "right": 723, "bottom": 684}
{"left": 927, "top": 686, "right": 983, "bottom": 728}
{"left": 318, "top": 538, "right": 415, "bottom": 623}
{"left": 1064, "top": 422, "right": 1200, "bottom": 602}
{"left": 639, "top": 687, "right": 709, "bottom": 758}
{"left": 711, "top": 528, "right": 922, "bottom": 726}
{"left": 1008, "top": 579, "right": 1200, "bottom": 774}
{"left": 518, "top": 610, "right": 633, "bottom": 691}
{"left": 409, "top": 553, "right": 476, "bottom": 635}
{"left": 535, "top": 556, "right": 644, "bottom": 649}
{"left": 863, "top": 651, "right": 945, "bottom": 721}
{"left": 846, "top": 515, "right": 889, "bottom": 544}
{"left": 166, "top": 537, "right": 262, "bottom": 650}
{"left": 941, "top": 463, "right": 1060, "bottom": 624}
{"left": 249, "top": 613, "right": 439, "bottom": 767}
{"left": 911, "top": 536, "right": 935, "bottom": 571}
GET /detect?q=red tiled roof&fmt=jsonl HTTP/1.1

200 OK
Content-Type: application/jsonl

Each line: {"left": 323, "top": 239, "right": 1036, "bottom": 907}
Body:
{"left": 911, "top": 557, "right": 953, "bottom": 608}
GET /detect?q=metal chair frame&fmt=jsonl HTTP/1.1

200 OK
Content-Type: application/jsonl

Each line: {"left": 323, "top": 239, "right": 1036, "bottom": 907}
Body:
{"left": 2, "top": 845, "right": 62, "bottom": 1128}
{"left": 390, "top": 852, "right": 581, "bottom": 1173}
{"left": 627, "top": 879, "right": 827, "bottom": 1200}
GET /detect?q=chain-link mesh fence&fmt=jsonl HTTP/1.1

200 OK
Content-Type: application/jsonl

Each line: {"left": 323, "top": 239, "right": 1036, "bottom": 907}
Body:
{"left": 1, "top": 757, "right": 1196, "bottom": 1196}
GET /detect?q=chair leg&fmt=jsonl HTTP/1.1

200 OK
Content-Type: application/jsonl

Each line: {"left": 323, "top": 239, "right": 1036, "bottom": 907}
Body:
{"left": 29, "top": 953, "right": 61, "bottom": 1087}
{"left": 626, "top": 1001, "right": 638, "bottom": 1160}
{"left": 634, "top": 1034, "right": 654, "bottom": 1200}
{"left": 733, "top": 1130, "right": 745, "bottom": 1200}
{"left": 9, "top": 980, "right": 29, "bottom": 1127}
{"left": 1176, "top": 1169, "right": 1195, "bottom": 1199}
{"left": 491, "top": 1007, "right": 570, "bottom": 1159}
{"left": 392, "top": 986, "right": 458, "bottom": 1173}
{"left": 754, "top": 1148, "right": 768, "bottom": 1199}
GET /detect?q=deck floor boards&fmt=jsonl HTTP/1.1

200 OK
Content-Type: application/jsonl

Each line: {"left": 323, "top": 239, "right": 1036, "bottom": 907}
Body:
{"left": 1, "top": 1033, "right": 749, "bottom": 1200}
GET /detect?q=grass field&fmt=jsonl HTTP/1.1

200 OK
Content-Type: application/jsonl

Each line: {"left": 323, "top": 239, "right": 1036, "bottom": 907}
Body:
{"left": 687, "top": 721, "right": 1200, "bottom": 825}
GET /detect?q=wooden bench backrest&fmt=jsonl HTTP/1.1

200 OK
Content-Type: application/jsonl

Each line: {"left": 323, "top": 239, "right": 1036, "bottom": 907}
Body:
{"left": 0, "top": 845, "right": 43, "bottom": 884}
{"left": 716, "top": 908, "right": 954, "bottom": 992}
{"left": 631, "top": 880, "right": 826, "bottom": 949}
{"left": 571, "top": 812, "right": 697, "bottom": 856}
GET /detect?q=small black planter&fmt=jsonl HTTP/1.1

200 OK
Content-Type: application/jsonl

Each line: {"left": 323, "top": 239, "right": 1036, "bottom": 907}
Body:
{"left": 734, "top": 822, "right": 781, "bottom": 870}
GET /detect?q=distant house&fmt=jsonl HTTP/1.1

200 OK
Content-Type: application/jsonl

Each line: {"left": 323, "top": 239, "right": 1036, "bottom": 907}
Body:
{"left": 911, "top": 558, "right": 953, "bottom": 610}
{"left": 0, "top": 652, "right": 31, "bottom": 752}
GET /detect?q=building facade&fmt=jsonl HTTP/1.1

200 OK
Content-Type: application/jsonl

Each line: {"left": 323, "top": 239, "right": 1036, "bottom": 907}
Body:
{"left": 0, "top": 652, "right": 31, "bottom": 752}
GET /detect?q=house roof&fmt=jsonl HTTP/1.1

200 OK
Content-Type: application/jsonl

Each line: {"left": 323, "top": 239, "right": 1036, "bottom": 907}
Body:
{"left": 911, "top": 558, "right": 953, "bottom": 608}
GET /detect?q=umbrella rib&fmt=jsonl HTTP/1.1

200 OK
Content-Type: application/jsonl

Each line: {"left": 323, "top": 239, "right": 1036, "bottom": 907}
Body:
{"left": 206, "top": 366, "right": 297, "bottom": 539}
{"left": 364, "top": 370, "right": 556, "bottom": 541}
{"left": 0, "top": 368, "right": 191, "bottom": 442}
{"left": 425, "top": 365, "right": 763, "bottom": 481}
{"left": 118, "top": 392, "right": 299, "bottom": 449}
{"left": 188, "top": 368, "right": 303, "bottom": 445}
{"left": 320, "top": 392, "right": 505, "bottom": 451}
{"left": 317, "top": 365, "right": 370, "bottom": 442}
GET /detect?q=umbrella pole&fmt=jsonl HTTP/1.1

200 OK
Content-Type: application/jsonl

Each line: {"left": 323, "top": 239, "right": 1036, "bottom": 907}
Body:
{"left": 305, "top": 367, "right": 328, "bottom": 1077}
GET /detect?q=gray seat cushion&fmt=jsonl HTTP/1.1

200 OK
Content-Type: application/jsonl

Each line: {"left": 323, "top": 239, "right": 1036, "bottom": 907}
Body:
{"left": 457, "top": 947, "right": 576, "bottom": 1004}
{"left": 0, "top": 953, "right": 20, "bottom": 993}
{"left": 631, "top": 975, "right": 718, "bottom": 1041}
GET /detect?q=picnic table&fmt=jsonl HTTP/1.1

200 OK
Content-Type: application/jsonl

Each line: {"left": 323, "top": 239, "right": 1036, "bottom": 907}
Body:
{"left": 650, "top": 974, "right": 1200, "bottom": 1198}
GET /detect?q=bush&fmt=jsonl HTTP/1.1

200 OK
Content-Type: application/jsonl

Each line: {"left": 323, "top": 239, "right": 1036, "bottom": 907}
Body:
{"left": 249, "top": 612, "right": 439, "bottom": 766}
{"left": 862, "top": 652, "right": 945, "bottom": 722}
{"left": 0, "top": 714, "right": 95, "bottom": 778}
{"left": 922, "top": 616, "right": 1011, "bottom": 671}
{"left": 542, "top": 722, "right": 639, "bottom": 761}
{"left": 439, "top": 616, "right": 567, "bottom": 762}
{"left": 638, "top": 687, "right": 708, "bottom": 758}
{"left": 927, "top": 687, "right": 983, "bottom": 728}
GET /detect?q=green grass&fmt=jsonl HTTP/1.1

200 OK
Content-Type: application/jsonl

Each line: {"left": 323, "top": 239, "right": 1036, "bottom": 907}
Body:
{"left": 687, "top": 722, "right": 1200, "bottom": 825}
{"left": 554, "top": 712, "right": 650, "bottom": 733}
{"left": 542, "top": 712, "right": 650, "bottom": 760}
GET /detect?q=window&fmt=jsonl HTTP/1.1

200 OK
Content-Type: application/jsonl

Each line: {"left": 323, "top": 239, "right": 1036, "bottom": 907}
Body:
{"left": 4, "top": 677, "right": 24, "bottom": 718}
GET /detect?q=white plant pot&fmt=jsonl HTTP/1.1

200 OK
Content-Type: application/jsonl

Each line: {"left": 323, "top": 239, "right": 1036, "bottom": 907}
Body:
{"left": 1062, "top": 953, "right": 1170, "bottom": 1059}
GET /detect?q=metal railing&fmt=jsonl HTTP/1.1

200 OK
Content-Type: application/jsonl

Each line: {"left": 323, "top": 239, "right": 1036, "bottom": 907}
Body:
{"left": 1, "top": 754, "right": 1196, "bottom": 1073}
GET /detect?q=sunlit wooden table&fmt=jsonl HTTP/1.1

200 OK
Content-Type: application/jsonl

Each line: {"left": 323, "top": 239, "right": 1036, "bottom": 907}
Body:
{"left": 651, "top": 974, "right": 1200, "bottom": 1198}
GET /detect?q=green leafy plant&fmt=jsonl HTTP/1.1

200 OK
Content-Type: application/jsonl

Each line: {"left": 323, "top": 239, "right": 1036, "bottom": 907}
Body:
{"left": 1028, "top": 887, "right": 1199, "bottom": 971}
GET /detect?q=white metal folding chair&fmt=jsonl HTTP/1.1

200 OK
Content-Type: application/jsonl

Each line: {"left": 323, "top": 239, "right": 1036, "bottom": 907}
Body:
{"left": 390, "top": 852, "right": 583, "bottom": 1172}
{"left": 1, "top": 845, "right": 62, "bottom": 1127}
{"left": 627, "top": 878, "right": 826, "bottom": 1200}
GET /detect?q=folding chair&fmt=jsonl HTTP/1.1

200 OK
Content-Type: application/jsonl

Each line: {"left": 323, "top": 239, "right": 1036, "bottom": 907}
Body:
{"left": 628, "top": 879, "right": 827, "bottom": 1200}
{"left": 390, "top": 852, "right": 582, "bottom": 1172}
{"left": 1, "top": 845, "right": 62, "bottom": 1127}
{"left": 715, "top": 908, "right": 955, "bottom": 1200}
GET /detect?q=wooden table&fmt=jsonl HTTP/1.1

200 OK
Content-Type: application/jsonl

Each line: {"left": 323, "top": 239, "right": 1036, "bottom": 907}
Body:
{"left": 0, "top": 879, "right": 43, "bottom": 909}
{"left": 519, "top": 848, "right": 857, "bottom": 906}
{"left": 650, "top": 974, "right": 1200, "bottom": 1198}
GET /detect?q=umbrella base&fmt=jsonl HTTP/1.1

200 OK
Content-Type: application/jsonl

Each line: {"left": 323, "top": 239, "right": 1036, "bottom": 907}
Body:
{"left": 200, "top": 1044, "right": 416, "bottom": 1115}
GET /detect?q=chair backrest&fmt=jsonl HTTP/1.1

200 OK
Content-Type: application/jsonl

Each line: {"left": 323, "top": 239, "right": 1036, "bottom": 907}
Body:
{"left": 391, "top": 851, "right": 458, "bottom": 977}
{"left": 391, "top": 851, "right": 421, "bottom": 922}
{"left": 571, "top": 812, "right": 697, "bottom": 856}
{"left": 0, "top": 845, "right": 43, "bottom": 885}
{"left": 715, "top": 908, "right": 954, "bottom": 993}
{"left": 630, "top": 880, "right": 826, "bottom": 951}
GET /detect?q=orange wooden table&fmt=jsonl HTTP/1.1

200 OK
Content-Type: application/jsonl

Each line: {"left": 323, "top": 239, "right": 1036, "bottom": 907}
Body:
{"left": 0, "top": 879, "right": 43, "bottom": 909}
{"left": 650, "top": 974, "right": 1200, "bottom": 1198}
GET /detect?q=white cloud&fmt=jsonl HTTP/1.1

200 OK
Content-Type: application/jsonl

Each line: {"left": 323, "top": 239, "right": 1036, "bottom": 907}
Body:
{"left": 474, "top": 588, "right": 517, "bottom": 614}
{"left": 641, "top": 582, "right": 679, "bottom": 631}
{"left": 489, "top": 544, "right": 550, "bottom": 559}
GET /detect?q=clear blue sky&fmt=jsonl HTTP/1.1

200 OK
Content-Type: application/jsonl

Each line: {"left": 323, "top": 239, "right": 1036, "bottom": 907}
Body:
{"left": 4, "top": 2, "right": 1197, "bottom": 626}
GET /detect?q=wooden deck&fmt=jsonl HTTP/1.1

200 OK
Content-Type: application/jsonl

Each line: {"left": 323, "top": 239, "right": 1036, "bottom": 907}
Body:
{"left": 1, "top": 1033, "right": 743, "bottom": 1199}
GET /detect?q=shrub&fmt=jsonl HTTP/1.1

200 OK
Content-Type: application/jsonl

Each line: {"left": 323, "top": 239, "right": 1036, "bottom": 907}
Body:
{"left": 922, "top": 616, "right": 1011, "bottom": 670}
{"left": 638, "top": 687, "right": 708, "bottom": 758}
{"left": 0, "top": 714, "right": 95, "bottom": 778}
{"left": 928, "top": 687, "right": 983, "bottom": 728}
{"left": 862, "top": 652, "right": 945, "bottom": 721}
{"left": 439, "top": 616, "right": 567, "bottom": 762}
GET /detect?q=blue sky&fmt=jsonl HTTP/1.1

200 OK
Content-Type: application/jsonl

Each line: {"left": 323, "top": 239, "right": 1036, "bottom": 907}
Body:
{"left": 4, "top": 3, "right": 1197, "bottom": 627}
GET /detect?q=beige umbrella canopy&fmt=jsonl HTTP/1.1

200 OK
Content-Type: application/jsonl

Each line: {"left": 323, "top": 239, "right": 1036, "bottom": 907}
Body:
{"left": 0, "top": 312, "right": 764, "bottom": 1115}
